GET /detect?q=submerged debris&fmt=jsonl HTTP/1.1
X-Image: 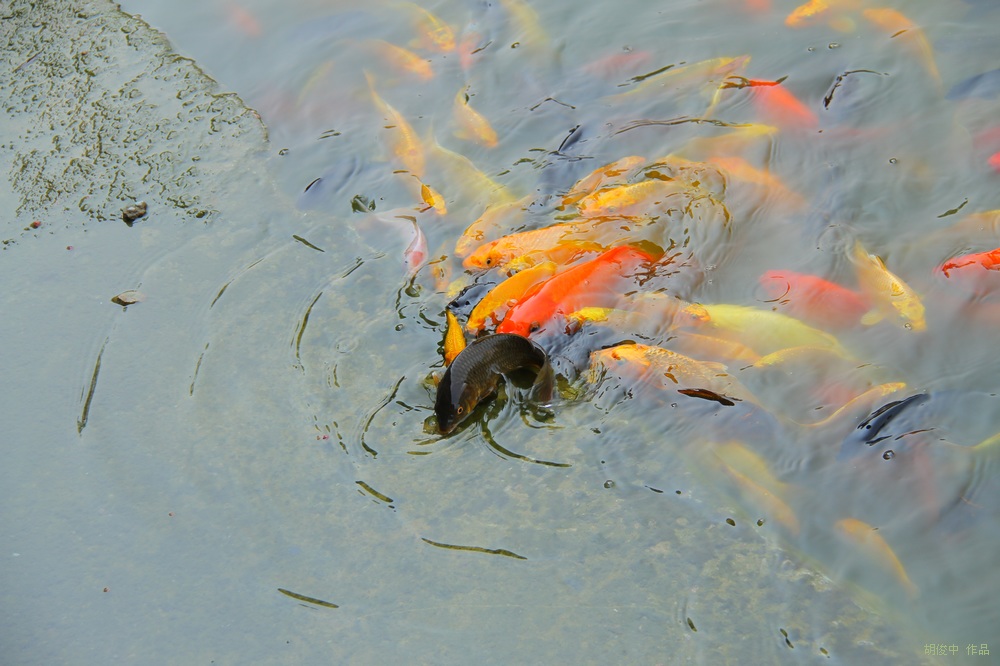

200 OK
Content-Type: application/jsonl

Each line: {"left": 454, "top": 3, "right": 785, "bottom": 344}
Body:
{"left": 122, "top": 201, "right": 148, "bottom": 225}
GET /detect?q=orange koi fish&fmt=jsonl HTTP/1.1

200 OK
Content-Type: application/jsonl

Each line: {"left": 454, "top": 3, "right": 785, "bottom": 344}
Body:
{"left": 464, "top": 217, "right": 635, "bottom": 270}
{"left": 365, "top": 72, "right": 425, "bottom": 178}
{"left": 497, "top": 246, "right": 655, "bottom": 336}
{"left": 834, "top": 517, "right": 918, "bottom": 598}
{"left": 453, "top": 88, "right": 498, "bottom": 148}
{"left": 367, "top": 40, "right": 433, "bottom": 81}
{"left": 443, "top": 309, "right": 466, "bottom": 365}
{"left": 759, "top": 270, "right": 869, "bottom": 330}
{"left": 862, "top": 8, "right": 940, "bottom": 86}
{"left": 939, "top": 247, "right": 1000, "bottom": 277}
{"left": 784, "top": 0, "right": 860, "bottom": 28}
{"left": 467, "top": 261, "right": 558, "bottom": 332}
{"left": 747, "top": 79, "right": 818, "bottom": 129}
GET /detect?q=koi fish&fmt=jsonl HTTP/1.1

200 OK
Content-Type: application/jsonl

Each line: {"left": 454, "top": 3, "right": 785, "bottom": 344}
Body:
{"left": 224, "top": 0, "right": 262, "bottom": 37}
{"left": 365, "top": 72, "right": 425, "bottom": 178}
{"left": 784, "top": 0, "right": 860, "bottom": 28}
{"left": 455, "top": 195, "right": 533, "bottom": 257}
{"left": 497, "top": 246, "right": 655, "bottom": 336}
{"left": 851, "top": 241, "right": 926, "bottom": 331}
{"left": 576, "top": 179, "right": 686, "bottom": 218}
{"left": 676, "top": 302, "right": 847, "bottom": 355}
{"left": 435, "top": 334, "right": 553, "bottom": 434}
{"left": 453, "top": 88, "right": 498, "bottom": 148}
{"left": 862, "top": 8, "right": 940, "bottom": 86}
{"left": 990, "top": 150, "right": 1000, "bottom": 173}
{"left": 834, "top": 517, "right": 919, "bottom": 598}
{"left": 417, "top": 180, "right": 447, "bottom": 215}
{"left": 424, "top": 133, "right": 516, "bottom": 204}
{"left": 746, "top": 79, "right": 818, "bottom": 129}
{"left": 443, "top": 309, "right": 466, "bottom": 365}
{"left": 587, "top": 343, "right": 754, "bottom": 404}
{"left": 759, "top": 270, "right": 870, "bottom": 330}
{"left": 467, "top": 261, "right": 558, "bottom": 332}
{"left": 367, "top": 39, "right": 433, "bottom": 81}
{"left": 498, "top": 0, "right": 548, "bottom": 49}
{"left": 561, "top": 156, "right": 646, "bottom": 208}
{"left": 939, "top": 247, "right": 1000, "bottom": 277}
{"left": 463, "top": 217, "right": 637, "bottom": 270}
{"left": 610, "top": 55, "right": 751, "bottom": 102}
{"left": 705, "top": 156, "right": 805, "bottom": 209}
{"left": 404, "top": 2, "right": 456, "bottom": 52}
{"left": 711, "top": 440, "right": 799, "bottom": 534}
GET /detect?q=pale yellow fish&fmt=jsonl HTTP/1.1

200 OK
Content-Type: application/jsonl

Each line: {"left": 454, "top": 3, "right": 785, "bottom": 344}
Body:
{"left": 453, "top": 88, "right": 498, "bottom": 148}
{"left": 588, "top": 343, "right": 756, "bottom": 404}
{"left": 712, "top": 440, "right": 799, "bottom": 534}
{"left": 705, "top": 155, "right": 806, "bottom": 209}
{"left": 752, "top": 345, "right": 851, "bottom": 368}
{"left": 403, "top": 2, "right": 456, "bottom": 52}
{"left": 424, "top": 132, "right": 516, "bottom": 204}
{"left": 365, "top": 71, "right": 425, "bottom": 178}
{"left": 851, "top": 241, "right": 926, "bottom": 331}
{"left": 297, "top": 60, "right": 335, "bottom": 105}
{"left": 678, "top": 303, "right": 847, "bottom": 355}
{"left": 455, "top": 194, "right": 532, "bottom": 257}
{"left": 677, "top": 124, "right": 778, "bottom": 161}
{"left": 973, "top": 431, "right": 1000, "bottom": 452}
{"left": 467, "top": 261, "right": 558, "bottom": 332}
{"left": 561, "top": 156, "right": 646, "bottom": 208}
{"left": 797, "top": 381, "right": 907, "bottom": 428}
{"left": 443, "top": 309, "right": 466, "bottom": 365}
{"left": 862, "top": 7, "right": 940, "bottom": 87}
{"left": 367, "top": 39, "right": 433, "bottom": 80}
{"left": 611, "top": 55, "right": 750, "bottom": 102}
{"left": 498, "top": 0, "right": 548, "bottom": 49}
{"left": 576, "top": 179, "right": 686, "bottom": 217}
{"left": 835, "top": 517, "right": 919, "bottom": 598}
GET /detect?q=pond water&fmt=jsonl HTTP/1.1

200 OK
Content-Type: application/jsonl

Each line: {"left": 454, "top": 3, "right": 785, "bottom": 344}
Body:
{"left": 3, "top": 0, "right": 1000, "bottom": 663}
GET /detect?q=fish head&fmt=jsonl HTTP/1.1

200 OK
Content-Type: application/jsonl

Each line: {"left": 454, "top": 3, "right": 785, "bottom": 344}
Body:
{"left": 463, "top": 240, "right": 503, "bottom": 270}
{"left": 434, "top": 367, "right": 485, "bottom": 434}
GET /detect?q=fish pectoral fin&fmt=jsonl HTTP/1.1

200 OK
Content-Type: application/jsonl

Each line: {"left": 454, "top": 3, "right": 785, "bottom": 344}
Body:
{"left": 530, "top": 362, "right": 556, "bottom": 406}
{"left": 860, "top": 309, "right": 883, "bottom": 326}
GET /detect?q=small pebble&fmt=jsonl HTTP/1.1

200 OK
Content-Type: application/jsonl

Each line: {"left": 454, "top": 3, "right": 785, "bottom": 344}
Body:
{"left": 122, "top": 201, "right": 148, "bottom": 224}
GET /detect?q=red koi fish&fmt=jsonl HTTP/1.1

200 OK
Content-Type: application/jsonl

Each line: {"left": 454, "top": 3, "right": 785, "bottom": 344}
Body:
{"left": 747, "top": 79, "right": 818, "bottom": 129}
{"left": 990, "top": 150, "right": 1000, "bottom": 173}
{"left": 939, "top": 247, "right": 1000, "bottom": 277}
{"left": 496, "top": 245, "right": 655, "bottom": 336}
{"left": 759, "top": 270, "right": 869, "bottom": 329}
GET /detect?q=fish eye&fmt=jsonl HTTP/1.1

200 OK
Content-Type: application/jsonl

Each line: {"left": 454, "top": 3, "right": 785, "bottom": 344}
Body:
{"left": 456, "top": 406, "right": 464, "bottom": 415}
{"left": 529, "top": 322, "right": 540, "bottom": 332}
{"left": 485, "top": 257, "right": 493, "bottom": 266}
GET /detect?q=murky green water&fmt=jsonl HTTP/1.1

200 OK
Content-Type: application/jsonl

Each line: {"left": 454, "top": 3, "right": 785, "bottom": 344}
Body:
{"left": 3, "top": 0, "right": 999, "bottom": 663}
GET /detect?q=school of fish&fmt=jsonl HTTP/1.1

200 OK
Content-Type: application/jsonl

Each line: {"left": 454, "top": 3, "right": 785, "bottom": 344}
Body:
{"left": 242, "top": 0, "right": 1000, "bottom": 612}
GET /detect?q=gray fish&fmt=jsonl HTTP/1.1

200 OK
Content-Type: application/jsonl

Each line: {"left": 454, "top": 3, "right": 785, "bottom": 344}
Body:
{"left": 435, "top": 334, "right": 553, "bottom": 434}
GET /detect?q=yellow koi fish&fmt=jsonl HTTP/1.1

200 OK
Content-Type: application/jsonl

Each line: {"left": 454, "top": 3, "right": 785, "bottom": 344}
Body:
{"left": 443, "top": 309, "right": 466, "bottom": 365}
{"left": 467, "top": 261, "right": 558, "bottom": 332}
{"left": 862, "top": 7, "right": 940, "bottom": 86}
{"left": 365, "top": 72, "right": 425, "bottom": 178}
{"left": 464, "top": 217, "right": 632, "bottom": 270}
{"left": 705, "top": 155, "right": 805, "bottom": 209}
{"left": 561, "top": 156, "right": 646, "bottom": 208}
{"left": 588, "top": 343, "right": 755, "bottom": 404}
{"left": 851, "top": 241, "right": 926, "bottom": 331}
{"left": 453, "top": 88, "right": 498, "bottom": 148}
{"left": 576, "top": 179, "right": 685, "bottom": 217}
{"left": 677, "top": 303, "right": 847, "bottom": 355}
{"left": 456, "top": 195, "right": 532, "bottom": 257}
{"left": 416, "top": 179, "right": 447, "bottom": 215}
{"left": 835, "top": 517, "right": 919, "bottom": 598}
{"left": 404, "top": 2, "right": 455, "bottom": 52}
{"left": 712, "top": 440, "right": 799, "bottom": 534}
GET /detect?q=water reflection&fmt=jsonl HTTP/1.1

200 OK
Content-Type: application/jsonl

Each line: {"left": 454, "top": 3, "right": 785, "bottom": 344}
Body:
{"left": 96, "top": 0, "right": 1000, "bottom": 661}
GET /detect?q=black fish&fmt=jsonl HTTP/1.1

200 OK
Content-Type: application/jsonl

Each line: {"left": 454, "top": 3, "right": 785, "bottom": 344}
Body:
{"left": 435, "top": 334, "right": 553, "bottom": 434}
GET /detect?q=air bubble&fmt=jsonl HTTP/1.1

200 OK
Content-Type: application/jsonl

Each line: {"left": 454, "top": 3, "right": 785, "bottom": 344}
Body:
{"left": 883, "top": 450, "right": 895, "bottom": 460}
{"left": 604, "top": 480, "right": 615, "bottom": 489}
